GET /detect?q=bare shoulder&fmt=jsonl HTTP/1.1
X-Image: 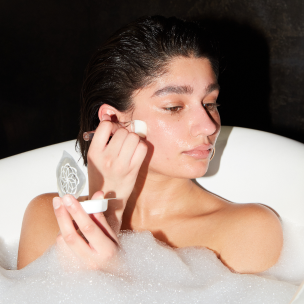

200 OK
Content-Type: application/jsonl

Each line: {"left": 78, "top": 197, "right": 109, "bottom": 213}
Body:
{"left": 218, "top": 203, "right": 283, "bottom": 274}
{"left": 17, "top": 193, "right": 60, "bottom": 269}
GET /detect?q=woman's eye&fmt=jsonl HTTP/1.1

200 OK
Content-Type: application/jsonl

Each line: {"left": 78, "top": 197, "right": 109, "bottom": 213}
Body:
{"left": 163, "top": 103, "right": 219, "bottom": 114}
{"left": 164, "top": 106, "right": 183, "bottom": 113}
{"left": 203, "top": 103, "right": 220, "bottom": 112}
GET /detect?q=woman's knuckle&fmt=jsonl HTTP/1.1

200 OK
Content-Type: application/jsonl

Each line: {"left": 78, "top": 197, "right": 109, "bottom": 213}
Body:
{"left": 64, "top": 233, "right": 76, "bottom": 244}
{"left": 104, "top": 248, "right": 117, "bottom": 260}
{"left": 82, "top": 223, "right": 95, "bottom": 234}
{"left": 105, "top": 160, "right": 113, "bottom": 169}
{"left": 56, "top": 234, "right": 63, "bottom": 243}
{"left": 67, "top": 204, "right": 81, "bottom": 216}
{"left": 102, "top": 156, "right": 113, "bottom": 168}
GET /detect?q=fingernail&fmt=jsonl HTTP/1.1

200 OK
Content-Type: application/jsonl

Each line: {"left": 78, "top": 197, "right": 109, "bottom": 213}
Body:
{"left": 53, "top": 197, "right": 61, "bottom": 209}
{"left": 101, "top": 114, "right": 106, "bottom": 121}
{"left": 63, "top": 195, "right": 73, "bottom": 207}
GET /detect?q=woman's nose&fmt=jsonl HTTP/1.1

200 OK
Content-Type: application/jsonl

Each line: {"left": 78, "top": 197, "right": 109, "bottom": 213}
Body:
{"left": 189, "top": 106, "right": 217, "bottom": 137}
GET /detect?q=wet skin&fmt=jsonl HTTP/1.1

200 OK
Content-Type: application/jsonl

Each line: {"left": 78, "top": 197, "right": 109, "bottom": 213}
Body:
{"left": 17, "top": 57, "right": 283, "bottom": 273}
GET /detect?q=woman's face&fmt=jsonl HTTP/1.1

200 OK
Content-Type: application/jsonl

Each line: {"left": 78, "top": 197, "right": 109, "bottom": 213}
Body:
{"left": 131, "top": 56, "right": 221, "bottom": 179}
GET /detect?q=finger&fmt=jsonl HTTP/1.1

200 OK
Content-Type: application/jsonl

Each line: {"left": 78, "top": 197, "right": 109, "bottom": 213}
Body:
{"left": 100, "top": 114, "right": 111, "bottom": 122}
{"left": 118, "top": 132, "right": 141, "bottom": 165}
{"left": 130, "top": 140, "right": 148, "bottom": 170}
{"left": 56, "top": 233, "right": 90, "bottom": 269}
{"left": 53, "top": 197, "right": 92, "bottom": 258}
{"left": 90, "top": 190, "right": 105, "bottom": 200}
{"left": 89, "top": 191, "right": 119, "bottom": 244}
{"left": 56, "top": 233, "right": 74, "bottom": 257}
{"left": 61, "top": 195, "right": 116, "bottom": 252}
{"left": 89, "top": 121, "right": 121, "bottom": 155}
{"left": 103, "top": 127, "right": 129, "bottom": 159}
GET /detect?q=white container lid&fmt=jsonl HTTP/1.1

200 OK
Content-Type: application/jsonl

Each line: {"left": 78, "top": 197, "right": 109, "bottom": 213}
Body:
{"left": 80, "top": 198, "right": 115, "bottom": 214}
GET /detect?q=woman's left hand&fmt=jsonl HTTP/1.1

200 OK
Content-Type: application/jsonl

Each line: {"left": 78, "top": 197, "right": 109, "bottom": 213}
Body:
{"left": 53, "top": 191, "right": 120, "bottom": 271}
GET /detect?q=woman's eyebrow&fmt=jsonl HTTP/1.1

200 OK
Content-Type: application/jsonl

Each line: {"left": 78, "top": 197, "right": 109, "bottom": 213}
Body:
{"left": 151, "top": 85, "right": 193, "bottom": 97}
{"left": 205, "top": 83, "right": 220, "bottom": 94}
{"left": 151, "top": 83, "right": 220, "bottom": 98}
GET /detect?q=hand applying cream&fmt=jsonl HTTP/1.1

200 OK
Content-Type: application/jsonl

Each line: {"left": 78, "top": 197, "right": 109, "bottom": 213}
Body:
{"left": 81, "top": 118, "right": 148, "bottom": 215}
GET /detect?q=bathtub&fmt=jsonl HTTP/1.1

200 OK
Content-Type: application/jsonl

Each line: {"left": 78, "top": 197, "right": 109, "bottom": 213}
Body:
{"left": 0, "top": 126, "right": 304, "bottom": 303}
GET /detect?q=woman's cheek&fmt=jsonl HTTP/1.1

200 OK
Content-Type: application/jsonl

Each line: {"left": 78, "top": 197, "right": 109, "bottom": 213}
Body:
{"left": 146, "top": 120, "right": 184, "bottom": 164}
{"left": 146, "top": 117, "right": 210, "bottom": 177}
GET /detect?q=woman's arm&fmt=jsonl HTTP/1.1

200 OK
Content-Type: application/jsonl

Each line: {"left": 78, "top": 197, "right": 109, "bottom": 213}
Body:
{"left": 218, "top": 203, "right": 283, "bottom": 274}
{"left": 17, "top": 193, "right": 59, "bottom": 269}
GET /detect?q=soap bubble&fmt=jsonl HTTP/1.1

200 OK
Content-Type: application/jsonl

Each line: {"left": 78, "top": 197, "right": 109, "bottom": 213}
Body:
{"left": 0, "top": 220, "right": 302, "bottom": 304}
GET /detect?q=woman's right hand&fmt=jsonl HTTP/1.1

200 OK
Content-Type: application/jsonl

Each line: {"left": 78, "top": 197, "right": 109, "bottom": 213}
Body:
{"left": 87, "top": 115, "right": 148, "bottom": 231}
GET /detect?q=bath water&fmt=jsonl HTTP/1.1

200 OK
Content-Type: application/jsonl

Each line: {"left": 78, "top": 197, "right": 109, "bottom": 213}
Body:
{"left": 0, "top": 218, "right": 302, "bottom": 304}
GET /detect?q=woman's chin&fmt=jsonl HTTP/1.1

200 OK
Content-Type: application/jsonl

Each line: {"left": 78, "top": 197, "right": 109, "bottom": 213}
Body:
{"left": 170, "top": 165, "right": 210, "bottom": 180}
{"left": 147, "top": 160, "right": 210, "bottom": 179}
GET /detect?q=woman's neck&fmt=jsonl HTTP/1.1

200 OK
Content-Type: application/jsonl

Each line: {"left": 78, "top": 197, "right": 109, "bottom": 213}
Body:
{"left": 123, "top": 171, "right": 200, "bottom": 229}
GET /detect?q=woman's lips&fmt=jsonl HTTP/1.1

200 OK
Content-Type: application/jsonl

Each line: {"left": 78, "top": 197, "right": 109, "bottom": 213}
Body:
{"left": 182, "top": 145, "right": 213, "bottom": 159}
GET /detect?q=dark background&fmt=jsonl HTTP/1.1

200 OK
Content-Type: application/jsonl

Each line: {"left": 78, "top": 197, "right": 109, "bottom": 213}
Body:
{"left": 0, "top": 0, "right": 303, "bottom": 159}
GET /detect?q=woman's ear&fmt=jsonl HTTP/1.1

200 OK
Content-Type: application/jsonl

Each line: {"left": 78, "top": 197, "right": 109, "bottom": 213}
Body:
{"left": 98, "top": 104, "right": 118, "bottom": 122}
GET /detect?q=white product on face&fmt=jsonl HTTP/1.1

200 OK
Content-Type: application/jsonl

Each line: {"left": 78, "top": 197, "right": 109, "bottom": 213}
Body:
{"left": 80, "top": 199, "right": 116, "bottom": 214}
{"left": 130, "top": 120, "right": 147, "bottom": 138}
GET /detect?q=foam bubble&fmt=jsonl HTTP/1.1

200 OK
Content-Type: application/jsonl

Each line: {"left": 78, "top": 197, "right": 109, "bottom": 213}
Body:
{"left": 0, "top": 239, "right": 18, "bottom": 270}
{"left": 0, "top": 220, "right": 301, "bottom": 304}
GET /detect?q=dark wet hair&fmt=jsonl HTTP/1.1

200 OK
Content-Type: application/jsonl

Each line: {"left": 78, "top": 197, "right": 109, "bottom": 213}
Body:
{"left": 77, "top": 15, "right": 219, "bottom": 165}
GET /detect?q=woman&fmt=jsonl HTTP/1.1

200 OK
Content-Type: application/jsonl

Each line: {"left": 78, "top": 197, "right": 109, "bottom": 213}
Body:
{"left": 17, "top": 15, "right": 282, "bottom": 273}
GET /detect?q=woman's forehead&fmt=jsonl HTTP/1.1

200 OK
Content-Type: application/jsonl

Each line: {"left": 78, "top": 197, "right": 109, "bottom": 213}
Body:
{"left": 133, "top": 58, "right": 218, "bottom": 100}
